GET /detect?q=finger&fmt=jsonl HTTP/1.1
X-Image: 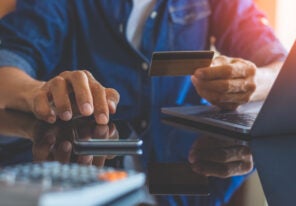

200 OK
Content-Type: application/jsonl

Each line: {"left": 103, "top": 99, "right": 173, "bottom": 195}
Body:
{"left": 195, "top": 146, "right": 252, "bottom": 163}
{"left": 194, "top": 86, "right": 253, "bottom": 106}
{"left": 33, "top": 91, "right": 56, "bottom": 123}
{"left": 216, "top": 103, "right": 240, "bottom": 111}
{"left": 104, "top": 123, "right": 118, "bottom": 160}
{"left": 211, "top": 56, "right": 231, "bottom": 66}
{"left": 83, "top": 71, "right": 109, "bottom": 124}
{"left": 218, "top": 92, "right": 253, "bottom": 104}
{"left": 108, "top": 123, "right": 119, "bottom": 140}
{"left": 105, "top": 88, "right": 120, "bottom": 114}
{"left": 77, "top": 126, "right": 93, "bottom": 140}
{"left": 77, "top": 155, "right": 93, "bottom": 165}
{"left": 33, "top": 133, "right": 56, "bottom": 161}
{"left": 188, "top": 148, "right": 196, "bottom": 164}
{"left": 54, "top": 141, "right": 72, "bottom": 163}
{"left": 194, "top": 85, "right": 254, "bottom": 107}
{"left": 189, "top": 137, "right": 249, "bottom": 163}
{"left": 92, "top": 156, "right": 107, "bottom": 167}
{"left": 193, "top": 78, "right": 256, "bottom": 94}
{"left": 60, "top": 71, "right": 94, "bottom": 116}
{"left": 193, "top": 61, "right": 256, "bottom": 80}
{"left": 92, "top": 85, "right": 109, "bottom": 124}
{"left": 93, "top": 125, "right": 109, "bottom": 139}
{"left": 195, "top": 91, "right": 240, "bottom": 111}
{"left": 32, "top": 128, "right": 57, "bottom": 161}
{"left": 49, "top": 77, "right": 72, "bottom": 121}
{"left": 191, "top": 76, "right": 220, "bottom": 104}
{"left": 191, "top": 160, "right": 253, "bottom": 178}
{"left": 106, "top": 154, "right": 117, "bottom": 160}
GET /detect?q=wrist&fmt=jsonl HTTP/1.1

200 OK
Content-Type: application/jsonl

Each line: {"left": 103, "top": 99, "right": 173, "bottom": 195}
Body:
{"left": 250, "top": 62, "right": 283, "bottom": 102}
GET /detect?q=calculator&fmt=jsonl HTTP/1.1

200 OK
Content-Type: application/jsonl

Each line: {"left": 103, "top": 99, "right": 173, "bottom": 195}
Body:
{"left": 0, "top": 162, "right": 145, "bottom": 206}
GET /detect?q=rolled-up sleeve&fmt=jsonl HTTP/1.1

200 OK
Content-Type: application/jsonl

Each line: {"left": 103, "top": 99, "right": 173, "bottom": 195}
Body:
{"left": 0, "top": 49, "right": 36, "bottom": 77}
{"left": 0, "top": 0, "right": 70, "bottom": 78}
{"left": 209, "top": 0, "right": 287, "bottom": 66}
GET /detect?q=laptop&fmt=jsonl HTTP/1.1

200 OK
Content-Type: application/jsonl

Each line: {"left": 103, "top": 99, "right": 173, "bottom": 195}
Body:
{"left": 162, "top": 41, "right": 296, "bottom": 136}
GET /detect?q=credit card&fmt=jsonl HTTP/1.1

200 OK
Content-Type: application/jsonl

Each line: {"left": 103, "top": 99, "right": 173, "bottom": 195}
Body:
{"left": 149, "top": 51, "right": 214, "bottom": 76}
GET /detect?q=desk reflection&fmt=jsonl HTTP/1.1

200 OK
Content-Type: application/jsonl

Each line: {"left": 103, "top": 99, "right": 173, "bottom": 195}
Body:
{"left": 189, "top": 136, "right": 253, "bottom": 178}
{"left": 0, "top": 108, "right": 263, "bottom": 206}
{"left": 0, "top": 109, "right": 118, "bottom": 166}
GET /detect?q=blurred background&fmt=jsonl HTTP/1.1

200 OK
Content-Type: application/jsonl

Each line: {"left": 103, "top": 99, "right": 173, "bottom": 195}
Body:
{"left": 0, "top": 0, "right": 295, "bottom": 50}
{"left": 255, "top": 0, "right": 296, "bottom": 50}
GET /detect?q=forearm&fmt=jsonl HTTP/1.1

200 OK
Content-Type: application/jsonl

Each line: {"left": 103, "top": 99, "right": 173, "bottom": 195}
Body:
{"left": 0, "top": 67, "right": 44, "bottom": 112}
{"left": 0, "top": 109, "right": 38, "bottom": 140}
{"left": 251, "top": 61, "right": 284, "bottom": 101}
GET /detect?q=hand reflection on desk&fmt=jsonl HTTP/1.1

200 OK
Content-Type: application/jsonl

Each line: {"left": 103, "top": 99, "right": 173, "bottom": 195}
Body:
{"left": 188, "top": 136, "right": 253, "bottom": 178}
{"left": 33, "top": 118, "right": 118, "bottom": 166}
{"left": 0, "top": 109, "right": 118, "bottom": 166}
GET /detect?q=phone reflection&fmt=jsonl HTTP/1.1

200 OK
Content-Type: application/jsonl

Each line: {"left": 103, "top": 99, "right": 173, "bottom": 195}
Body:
{"left": 72, "top": 118, "right": 142, "bottom": 155}
{"left": 0, "top": 109, "right": 141, "bottom": 167}
{"left": 33, "top": 118, "right": 120, "bottom": 166}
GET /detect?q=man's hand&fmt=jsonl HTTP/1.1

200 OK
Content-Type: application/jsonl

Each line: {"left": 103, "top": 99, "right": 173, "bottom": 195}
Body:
{"left": 33, "top": 119, "right": 118, "bottom": 165}
{"left": 28, "top": 70, "right": 120, "bottom": 124}
{"left": 191, "top": 56, "right": 257, "bottom": 110}
{"left": 188, "top": 136, "right": 253, "bottom": 178}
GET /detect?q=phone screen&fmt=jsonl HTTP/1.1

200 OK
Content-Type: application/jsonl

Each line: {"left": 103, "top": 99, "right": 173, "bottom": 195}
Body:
{"left": 148, "top": 163, "right": 210, "bottom": 195}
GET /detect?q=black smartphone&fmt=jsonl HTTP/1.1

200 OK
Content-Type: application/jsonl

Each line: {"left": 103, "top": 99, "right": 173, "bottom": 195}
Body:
{"left": 148, "top": 162, "right": 210, "bottom": 195}
{"left": 72, "top": 119, "right": 143, "bottom": 149}
{"left": 73, "top": 148, "right": 143, "bottom": 156}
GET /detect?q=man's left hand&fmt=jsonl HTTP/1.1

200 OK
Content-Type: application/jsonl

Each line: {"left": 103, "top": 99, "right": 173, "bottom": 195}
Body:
{"left": 191, "top": 56, "right": 257, "bottom": 110}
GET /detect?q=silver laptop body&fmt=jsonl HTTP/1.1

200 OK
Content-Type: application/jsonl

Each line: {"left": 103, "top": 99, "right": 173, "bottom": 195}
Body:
{"left": 162, "top": 41, "right": 296, "bottom": 136}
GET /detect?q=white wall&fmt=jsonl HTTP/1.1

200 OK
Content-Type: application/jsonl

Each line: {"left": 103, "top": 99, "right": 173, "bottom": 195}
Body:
{"left": 276, "top": 0, "right": 296, "bottom": 50}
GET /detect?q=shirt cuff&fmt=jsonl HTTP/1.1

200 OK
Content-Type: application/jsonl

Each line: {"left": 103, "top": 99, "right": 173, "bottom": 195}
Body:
{"left": 0, "top": 49, "right": 36, "bottom": 77}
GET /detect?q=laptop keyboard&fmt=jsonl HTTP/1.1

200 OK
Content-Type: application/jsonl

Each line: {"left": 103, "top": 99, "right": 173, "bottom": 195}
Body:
{"left": 202, "top": 113, "right": 257, "bottom": 128}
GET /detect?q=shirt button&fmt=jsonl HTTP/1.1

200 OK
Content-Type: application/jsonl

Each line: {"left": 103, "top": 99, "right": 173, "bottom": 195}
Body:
{"left": 140, "top": 120, "right": 147, "bottom": 129}
{"left": 150, "top": 11, "right": 157, "bottom": 19}
{"left": 142, "top": 62, "right": 149, "bottom": 71}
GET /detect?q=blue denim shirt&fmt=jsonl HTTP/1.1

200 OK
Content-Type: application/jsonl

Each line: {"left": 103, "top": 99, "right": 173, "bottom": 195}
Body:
{"left": 0, "top": 0, "right": 286, "bottom": 112}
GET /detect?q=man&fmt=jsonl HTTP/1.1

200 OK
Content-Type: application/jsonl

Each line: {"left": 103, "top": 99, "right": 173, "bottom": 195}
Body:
{"left": 0, "top": 0, "right": 286, "bottom": 125}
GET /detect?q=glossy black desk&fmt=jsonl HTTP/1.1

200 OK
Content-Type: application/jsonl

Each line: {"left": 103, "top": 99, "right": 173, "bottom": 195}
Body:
{"left": 0, "top": 108, "right": 292, "bottom": 206}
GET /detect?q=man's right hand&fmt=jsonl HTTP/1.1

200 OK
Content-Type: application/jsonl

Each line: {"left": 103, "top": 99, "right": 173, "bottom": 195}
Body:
{"left": 28, "top": 70, "right": 120, "bottom": 124}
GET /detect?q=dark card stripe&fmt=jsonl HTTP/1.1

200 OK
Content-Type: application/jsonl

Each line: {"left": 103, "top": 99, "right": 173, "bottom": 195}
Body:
{"left": 152, "top": 51, "right": 214, "bottom": 61}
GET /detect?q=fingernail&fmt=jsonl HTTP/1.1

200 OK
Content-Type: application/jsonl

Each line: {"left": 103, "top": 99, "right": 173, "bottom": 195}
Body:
{"left": 62, "top": 142, "right": 71, "bottom": 152}
{"left": 62, "top": 111, "right": 72, "bottom": 121}
{"left": 48, "top": 116, "right": 56, "bottom": 124}
{"left": 82, "top": 103, "right": 93, "bottom": 115}
{"left": 97, "top": 114, "right": 108, "bottom": 124}
{"left": 108, "top": 101, "right": 116, "bottom": 112}
{"left": 50, "top": 108, "right": 56, "bottom": 116}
